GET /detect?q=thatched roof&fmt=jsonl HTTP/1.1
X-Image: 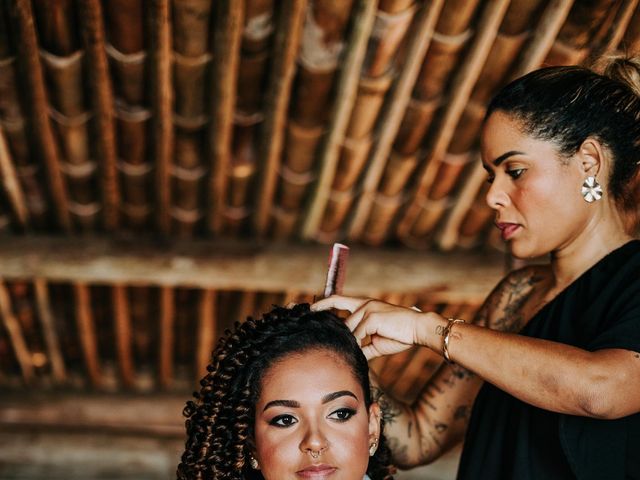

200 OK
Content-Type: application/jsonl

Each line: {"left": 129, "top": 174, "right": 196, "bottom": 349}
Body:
{"left": 0, "top": 0, "right": 638, "bottom": 395}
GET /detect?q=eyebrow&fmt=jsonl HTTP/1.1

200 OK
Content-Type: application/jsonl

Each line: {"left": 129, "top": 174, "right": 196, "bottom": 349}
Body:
{"left": 491, "top": 150, "right": 525, "bottom": 166}
{"left": 262, "top": 390, "right": 358, "bottom": 412}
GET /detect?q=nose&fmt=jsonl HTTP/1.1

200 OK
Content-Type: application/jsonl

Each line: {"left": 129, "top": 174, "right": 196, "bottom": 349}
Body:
{"left": 485, "top": 176, "right": 510, "bottom": 210}
{"left": 299, "top": 422, "right": 329, "bottom": 457}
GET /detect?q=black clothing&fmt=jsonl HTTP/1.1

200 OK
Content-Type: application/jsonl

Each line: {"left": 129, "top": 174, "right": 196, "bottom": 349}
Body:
{"left": 457, "top": 240, "right": 640, "bottom": 480}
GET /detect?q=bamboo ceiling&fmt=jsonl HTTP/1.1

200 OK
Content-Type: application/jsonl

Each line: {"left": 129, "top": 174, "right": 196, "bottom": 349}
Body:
{"left": 0, "top": 0, "right": 639, "bottom": 392}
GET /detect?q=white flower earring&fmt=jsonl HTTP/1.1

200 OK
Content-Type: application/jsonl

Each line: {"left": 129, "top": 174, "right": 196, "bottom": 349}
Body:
{"left": 581, "top": 176, "right": 603, "bottom": 203}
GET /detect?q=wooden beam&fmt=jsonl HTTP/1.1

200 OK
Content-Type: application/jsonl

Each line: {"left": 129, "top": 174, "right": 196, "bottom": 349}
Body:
{"left": 158, "top": 286, "right": 175, "bottom": 390}
{"left": 33, "top": 278, "right": 66, "bottom": 384}
{"left": 14, "top": 0, "right": 71, "bottom": 231}
{"left": 150, "top": 0, "right": 173, "bottom": 234}
{"left": 80, "top": 0, "right": 120, "bottom": 230}
{"left": 0, "top": 127, "right": 29, "bottom": 228}
{"left": 301, "top": 0, "right": 379, "bottom": 239}
{"left": 113, "top": 284, "right": 135, "bottom": 389}
{"left": 346, "top": 0, "right": 445, "bottom": 239}
{"left": 254, "top": 0, "right": 307, "bottom": 236}
{"left": 0, "top": 235, "right": 504, "bottom": 301}
{"left": 0, "top": 280, "right": 34, "bottom": 383}
{"left": 73, "top": 283, "right": 102, "bottom": 388}
{"left": 195, "top": 289, "right": 216, "bottom": 383}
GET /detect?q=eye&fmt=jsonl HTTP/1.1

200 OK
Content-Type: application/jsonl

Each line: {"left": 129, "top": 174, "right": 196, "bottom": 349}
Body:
{"left": 507, "top": 168, "right": 525, "bottom": 179}
{"left": 328, "top": 408, "right": 357, "bottom": 422}
{"left": 270, "top": 415, "right": 298, "bottom": 427}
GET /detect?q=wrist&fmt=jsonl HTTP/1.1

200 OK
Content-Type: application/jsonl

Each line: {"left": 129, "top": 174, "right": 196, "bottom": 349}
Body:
{"left": 416, "top": 312, "right": 449, "bottom": 351}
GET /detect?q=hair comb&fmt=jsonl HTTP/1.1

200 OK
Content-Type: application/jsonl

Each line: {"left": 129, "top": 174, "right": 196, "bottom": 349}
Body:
{"left": 323, "top": 243, "right": 349, "bottom": 298}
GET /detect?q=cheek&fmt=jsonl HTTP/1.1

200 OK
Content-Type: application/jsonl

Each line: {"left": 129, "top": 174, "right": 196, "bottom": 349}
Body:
{"left": 254, "top": 426, "right": 298, "bottom": 476}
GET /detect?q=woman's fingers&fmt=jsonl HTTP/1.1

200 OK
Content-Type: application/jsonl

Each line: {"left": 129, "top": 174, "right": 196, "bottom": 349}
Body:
{"left": 311, "top": 295, "right": 369, "bottom": 313}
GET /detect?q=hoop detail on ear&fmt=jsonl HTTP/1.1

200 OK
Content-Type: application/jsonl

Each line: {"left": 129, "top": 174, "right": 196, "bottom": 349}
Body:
{"left": 582, "top": 176, "right": 603, "bottom": 202}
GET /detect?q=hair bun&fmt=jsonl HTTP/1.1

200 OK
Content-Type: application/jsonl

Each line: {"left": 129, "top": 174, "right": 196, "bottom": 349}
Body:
{"left": 598, "top": 54, "right": 640, "bottom": 97}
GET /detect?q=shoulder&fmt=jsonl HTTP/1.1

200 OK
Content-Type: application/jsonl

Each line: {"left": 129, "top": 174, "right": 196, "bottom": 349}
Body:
{"left": 474, "top": 265, "right": 550, "bottom": 332}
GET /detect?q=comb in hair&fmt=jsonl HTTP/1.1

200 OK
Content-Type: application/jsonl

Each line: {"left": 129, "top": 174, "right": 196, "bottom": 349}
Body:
{"left": 323, "top": 243, "right": 349, "bottom": 298}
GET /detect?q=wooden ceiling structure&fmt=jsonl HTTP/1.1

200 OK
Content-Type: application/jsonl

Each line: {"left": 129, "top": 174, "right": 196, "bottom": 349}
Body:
{"left": 0, "top": 0, "right": 639, "bottom": 405}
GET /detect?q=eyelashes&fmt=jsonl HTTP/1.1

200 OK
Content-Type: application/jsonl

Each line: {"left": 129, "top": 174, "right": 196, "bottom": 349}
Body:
{"left": 268, "top": 408, "right": 358, "bottom": 428}
{"left": 486, "top": 168, "right": 526, "bottom": 184}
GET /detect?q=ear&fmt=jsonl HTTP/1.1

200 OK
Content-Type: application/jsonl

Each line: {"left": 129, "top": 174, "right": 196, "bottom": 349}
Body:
{"left": 368, "top": 402, "right": 382, "bottom": 445}
{"left": 576, "top": 137, "right": 606, "bottom": 177}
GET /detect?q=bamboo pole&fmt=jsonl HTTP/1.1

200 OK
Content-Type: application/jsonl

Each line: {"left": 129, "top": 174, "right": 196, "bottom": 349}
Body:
{"left": 79, "top": 0, "right": 120, "bottom": 230}
{"left": 0, "top": 127, "right": 29, "bottom": 228}
{"left": 589, "top": 0, "right": 639, "bottom": 61}
{"left": 300, "top": 0, "right": 379, "bottom": 239}
{"left": 14, "top": 0, "right": 71, "bottom": 231}
{"left": 396, "top": 0, "right": 511, "bottom": 238}
{"left": 208, "top": 0, "right": 244, "bottom": 234}
{"left": 33, "top": 278, "right": 66, "bottom": 384}
{"left": 253, "top": 0, "right": 307, "bottom": 236}
{"left": 73, "top": 282, "right": 102, "bottom": 388}
{"left": 346, "top": 0, "right": 446, "bottom": 239}
{"left": 195, "top": 289, "right": 216, "bottom": 383}
{"left": 158, "top": 286, "right": 175, "bottom": 390}
{"left": 509, "top": 0, "right": 575, "bottom": 79}
{"left": 0, "top": 280, "right": 34, "bottom": 384}
{"left": 113, "top": 284, "right": 135, "bottom": 389}
{"left": 150, "top": 0, "right": 173, "bottom": 234}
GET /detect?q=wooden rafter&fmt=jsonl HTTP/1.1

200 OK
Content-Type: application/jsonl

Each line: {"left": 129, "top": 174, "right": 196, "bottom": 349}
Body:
{"left": 150, "top": 0, "right": 173, "bottom": 234}
{"left": 207, "top": 0, "right": 244, "bottom": 234}
{"left": 254, "top": 0, "right": 307, "bottom": 236}
{"left": 0, "top": 127, "right": 29, "bottom": 228}
{"left": 80, "top": 0, "right": 120, "bottom": 230}
{"left": 14, "top": 0, "right": 71, "bottom": 231}
{"left": 195, "top": 289, "right": 216, "bottom": 384}
{"left": 73, "top": 282, "right": 102, "bottom": 388}
{"left": 301, "top": 0, "right": 380, "bottom": 239}
{"left": 0, "top": 280, "right": 34, "bottom": 383}
{"left": 0, "top": 235, "right": 505, "bottom": 301}
{"left": 33, "top": 278, "right": 66, "bottom": 384}
{"left": 113, "top": 284, "right": 135, "bottom": 388}
{"left": 158, "top": 286, "right": 174, "bottom": 389}
{"left": 346, "top": 0, "right": 446, "bottom": 239}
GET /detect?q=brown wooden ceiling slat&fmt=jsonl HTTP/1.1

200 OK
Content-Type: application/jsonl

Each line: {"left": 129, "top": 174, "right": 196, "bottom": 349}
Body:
{"left": 195, "top": 289, "right": 216, "bottom": 384}
{"left": 396, "top": 0, "right": 511, "bottom": 243}
{"left": 253, "top": 0, "right": 307, "bottom": 236}
{"left": 301, "top": 0, "right": 379, "bottom": 240}
{"left": 158, "top": 286, "right": 175, "bottom": 390}
{"left": 33, "top": 278, "right": 66, "bottom": 384}
{"left": 509, "top": 0, "right": 575, "bottom": 80}
{"left": 150, "top": 0, "right": 174, "bottom": 235}
{"left": 0, "top": 127, "right": 29, "bottom": 228}
{"left": 14, "top": 0, "right": 71, "bottom": 231}
{"left": 346, "top": 0, "right": 445, "bottom": 241}
{"left": 590, "top": 0, "right": 640, "bottom": 61}
{"left": 0, "top": 279, "right": 34, "bottom": 384}
{"left": 73, "top": 282, "right": 102, "bottom": 389}
{"left": 208, "top": 1, "right": 244, "bottom": 234}
{"left": 113, "top": 284, "right": 135, "bottom": 389}
{"left": 79, "top": 0, "right": 120, "bottom": 231}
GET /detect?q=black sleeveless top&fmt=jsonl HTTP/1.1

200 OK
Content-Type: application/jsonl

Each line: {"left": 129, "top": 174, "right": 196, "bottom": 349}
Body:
{"left": 457, "top": 240, "right": 640, "bottom": 480}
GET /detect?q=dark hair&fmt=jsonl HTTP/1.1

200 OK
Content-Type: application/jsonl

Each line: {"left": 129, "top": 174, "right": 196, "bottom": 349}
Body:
{"left": 486, "top": 56, "right": 640, "bottom": 212}
{"left": 176, "top": 303, "right": 395, "bottom": 480}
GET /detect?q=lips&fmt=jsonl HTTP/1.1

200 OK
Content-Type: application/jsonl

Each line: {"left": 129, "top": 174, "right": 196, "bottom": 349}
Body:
{"left": 296, "top": 464, "right": 337, "bottom": 478}
{"left": 495, "top": 222, "right": 521, "bottom": 241}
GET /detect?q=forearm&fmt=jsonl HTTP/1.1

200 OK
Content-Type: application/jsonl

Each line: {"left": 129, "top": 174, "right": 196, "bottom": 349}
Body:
{"left": 433, "top": 320, "right": 629, "bottom": 418}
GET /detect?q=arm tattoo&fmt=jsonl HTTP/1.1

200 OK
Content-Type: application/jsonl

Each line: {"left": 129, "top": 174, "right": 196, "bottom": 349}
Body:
{"left": 372, "top": 386, "right": 402, "bottom": 426}
{"left": 491, "top": 270, "right": 544, "bottom": 333}
{"left": 454, "top": 405, "right": 470, "bottom": 421}
{"left": 435, "top": 324, "right": 446, "bottom": 336}
{"left": 387, "top": 436, "right": 411, "bottom": 466}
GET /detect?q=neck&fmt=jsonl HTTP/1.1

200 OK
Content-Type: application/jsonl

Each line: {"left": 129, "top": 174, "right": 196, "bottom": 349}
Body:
{"left": 549, "top": 201, "right": 632, "bottom": 288}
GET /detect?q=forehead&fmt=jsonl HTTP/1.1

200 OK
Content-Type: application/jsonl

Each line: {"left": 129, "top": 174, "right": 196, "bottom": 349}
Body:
{"left": 258, "top": 349, "right": 363, "bottom": 401}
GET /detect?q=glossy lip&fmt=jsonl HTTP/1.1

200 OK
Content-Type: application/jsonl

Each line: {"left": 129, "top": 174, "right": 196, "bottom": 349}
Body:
{"left": 296, "top": 464, "right": 338, "bottom": 478}
{"left": 495, "top": 222, "right": 521, "bottom": 241}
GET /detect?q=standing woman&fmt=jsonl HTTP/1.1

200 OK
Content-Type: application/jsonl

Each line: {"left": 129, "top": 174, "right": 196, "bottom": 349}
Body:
{"left": 313, "top": 56, "right": 640, "bottom": 479}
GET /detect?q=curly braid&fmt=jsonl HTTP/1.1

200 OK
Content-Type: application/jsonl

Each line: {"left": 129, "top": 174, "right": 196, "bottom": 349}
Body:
{"left": 177, "top": 304, "right": 395, "bottom": 480}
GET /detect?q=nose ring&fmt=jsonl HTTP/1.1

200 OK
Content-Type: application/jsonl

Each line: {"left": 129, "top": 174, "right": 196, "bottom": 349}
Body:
{"left": 309, "top": 450, "right": 321, "bottom": 459}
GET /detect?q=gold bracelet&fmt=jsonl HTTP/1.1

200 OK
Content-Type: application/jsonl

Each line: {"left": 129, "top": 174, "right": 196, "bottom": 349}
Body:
{"left": 442, "top": 318, "right": 465, "bottom": 363}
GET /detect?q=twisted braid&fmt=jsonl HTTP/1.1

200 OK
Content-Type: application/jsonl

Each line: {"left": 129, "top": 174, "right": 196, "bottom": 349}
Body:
{"left": 176, "top": 304, "right": 395, "bottom": 479}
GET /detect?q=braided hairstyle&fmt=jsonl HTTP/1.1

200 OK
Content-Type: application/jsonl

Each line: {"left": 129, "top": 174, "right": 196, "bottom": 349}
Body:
{"left": 176, "top": 303, "right": 395, "bottom": 480}
{"left": 486, "top": 55, "right": 640, "bottom": 219}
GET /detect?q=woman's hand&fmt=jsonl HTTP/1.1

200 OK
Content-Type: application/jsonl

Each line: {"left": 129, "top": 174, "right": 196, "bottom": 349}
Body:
{"left": 311, "top": 295, "right": 443, "bottom": 359}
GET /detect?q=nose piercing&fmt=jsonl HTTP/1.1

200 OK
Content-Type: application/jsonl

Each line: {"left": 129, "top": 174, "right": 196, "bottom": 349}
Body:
{"left": 309, "top": 450, "right": 321, "bottom": 459}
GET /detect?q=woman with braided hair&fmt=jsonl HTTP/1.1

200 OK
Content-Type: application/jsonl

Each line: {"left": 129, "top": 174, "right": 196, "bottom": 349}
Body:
{"left": 177, "top": 303, "right": 395, "bottom": 480}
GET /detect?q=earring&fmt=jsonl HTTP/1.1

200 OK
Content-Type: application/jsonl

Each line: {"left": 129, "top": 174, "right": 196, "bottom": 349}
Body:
{"left": 582, "top": 176, "right": 603, "bottom": 203}
{"left": 369, "top": 439, "right": 378, "bottom": 457}
{"left": 249, "top": 455, "right": 259, "bottom": 470}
